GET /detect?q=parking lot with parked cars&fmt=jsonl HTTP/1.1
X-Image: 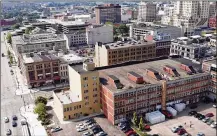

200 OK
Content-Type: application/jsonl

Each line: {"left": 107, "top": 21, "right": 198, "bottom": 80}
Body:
{"left": 51, "top": 115, "right": 124, "bottom": 136}
{"left": 146, "top": 103, "right": 216, "bottom": 136}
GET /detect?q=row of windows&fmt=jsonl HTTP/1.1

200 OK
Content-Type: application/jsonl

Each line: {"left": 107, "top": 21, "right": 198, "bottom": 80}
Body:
{"left": 64, "top": 105, "right": 81, "bottom": 112}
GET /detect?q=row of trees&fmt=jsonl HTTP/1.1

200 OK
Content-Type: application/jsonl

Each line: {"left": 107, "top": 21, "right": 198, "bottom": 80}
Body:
{"left": 132, "top": 112, "right": 145, "bottom": 131}
{"left": 34, "top": 96, "right": 50, "bottom": 125}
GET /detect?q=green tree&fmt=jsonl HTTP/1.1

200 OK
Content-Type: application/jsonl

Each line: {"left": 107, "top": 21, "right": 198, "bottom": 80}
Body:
{"left": 7, "top": 50, "right": 11, "bottom": 56}
{"left": 12, "top": 24, "right": 20, "bottom": 30}
{"left": 34, "top": 103, "right": 46, "bottom": 115}
{"left": 6, "top": 33, "right": 12, "bottom": 44}
{"left": 35, "top": 96, "right": 48, "bottom": 105}
{"left": 139, "top": 117, "right": 144, "bottom": 131}
{"left": 132, "top": 112, "right": 138, "bottom": 126}
{"left": 105, "top": 22, "right": 113, "bottom": 25}
{"left": 9, "top": 56, "right": 13, "bottom": 64}
{"left": 118, "top": 24, "right": 129, "bottom": 36}
{"left": 25, "top": 28, "right": 32, "bottom": 34}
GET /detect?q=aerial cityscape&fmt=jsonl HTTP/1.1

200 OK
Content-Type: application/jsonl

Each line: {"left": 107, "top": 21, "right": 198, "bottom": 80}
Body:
{"left": 1, "top": 1, "right": 216, "bottom": 136}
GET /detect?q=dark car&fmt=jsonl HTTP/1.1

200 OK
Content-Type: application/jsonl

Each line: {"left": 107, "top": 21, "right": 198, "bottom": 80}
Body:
{"left": 188, "top": 111, "right": 197, "bottom": 116}
{"left": 123, "top": 128, "right": 133, "bottom": 133}
{"left": 194, "top": 113, "right": 202, "bottom": 118}
{"left": 189, "top": 104, "right": 197, "bottom": 109}
{"left": 12, "top": 121, "right": 17, "bottom": 127}
{"left": 198, "top": 115, "right": 205, "bottom": 120}
{"left": 12, "top": 115, "right": 17, "bottom": 120}
{"left": 2, "top": 53, "right": 5, "bottom": 57}
{"left": 160, "top": 110, "right": 173, "bottom": 119}
{"left": 177, "top": 129, "right": 186, "bottom": 135}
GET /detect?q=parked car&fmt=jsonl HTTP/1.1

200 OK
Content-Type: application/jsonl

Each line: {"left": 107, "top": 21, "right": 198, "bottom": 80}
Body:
{"left": 88, "top": 123, "right": 96, "bottom": 129}
{"left": 213, "top": 105, "right": 217, "bottom": 108}
{"left": 21, "top": 119, "right": 27, "bottom": 125}
{"left": 171, "top": 125, "right": 183, "bottom": 133}
{"left": 123, "top": 128, "right": 133, "bottom": 133}
{"left": 126, "top": 130, "right": 136, "bottom": 136}
{"left": 84, "top": 118, "right": 95, "bottom": 124}
{"left": 189, "top": 104, "right": 197, "bottom": 109}
{"left": 161, "top": 110, "right": 173, "bottom": 119}
{"left": 2, "top": 53, "right": 5, "bottom": 57}
{"left": 96, "top": 131, "right": 107, "bottom": 136}
{"left": 177, "top": 129, "right": 187, "bottom": 135}
{"left": 12, "top": 121, "right": 17, "bottom": 127}
{"left": 188, "top": 111, "right": 197, "bottom": 116}
{"left": 6, "top": 129, "right": 11, "bottom": 135}
{"left": 76, "top": 123, "right": 84, "bottom": 128}
{"left": 210, "top": 122, "right": 217, "bottom": 128}
{"left": 202, "top": 117, "right": 210, "bottom": 123}
{"left": 196, "top": 132, "right": 205, "bottom": 136}
{"left": 51, "top": 126, "right": 62, "bottom": 133}
{"left": 4, "top": 117, "right": 9, "bottom": 123}
{"left": 181, "top": 133, "right": 190, "bottom": 136}
{"left": 82, "top": 131, "right": 93, "bottom": 136}
{"left": 205, "top": 113, "right": 214, "bottom": 117}
{"left": 144, "top": 124, "right": 151, "bottom": 130}
{"left": 206, "top": 119, "right": 214, "bottom": 125}
{"left": 194, "top": 113, "right": 202, "bottom": 118}
{"left": 198, "top": 115, "right": 205, "bottom": 120}
{"left": 77, "top": 126, "right": 87, "bottom": 132}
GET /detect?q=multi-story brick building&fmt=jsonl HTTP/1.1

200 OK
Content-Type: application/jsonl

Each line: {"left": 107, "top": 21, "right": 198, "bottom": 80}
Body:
{"left": 95, "top": 4, "right": 121, "bottom": 24}
{"left": 98, "top": 58, "right": 210, "bottom": 124}
{"left": 19, "top": 52, "right": 61, "bottom": 88}
{"left": 53, "top": 62, "right": 101, "bottom": 120}
{"left": 202, "top": 59, "right": 216, "bottom": 102}
{"left": 95, "top": 39, "right": 156, "bottom": 67}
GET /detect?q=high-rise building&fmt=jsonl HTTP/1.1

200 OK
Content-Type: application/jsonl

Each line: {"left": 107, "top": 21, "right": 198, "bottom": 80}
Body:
{"left": 95, "top": 4, "right": 121, "bottom": 24}
{"left": 53, "top": 62, "right": 101, "bottom": 120}
{"left": 138, "top": 2, "right": 156, "bottom": 22}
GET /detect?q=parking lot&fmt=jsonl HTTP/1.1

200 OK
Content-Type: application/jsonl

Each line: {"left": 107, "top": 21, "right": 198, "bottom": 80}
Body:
{"left": 51, "top": 115, "right": 124, "bottom": 136}
{"left": 147, "top": 103, "right": 216, "bottom": 136}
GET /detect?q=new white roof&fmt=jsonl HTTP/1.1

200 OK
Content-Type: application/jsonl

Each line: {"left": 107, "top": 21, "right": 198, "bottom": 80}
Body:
{"left": 60, "top": 54, "right": 83, "bottom": 64}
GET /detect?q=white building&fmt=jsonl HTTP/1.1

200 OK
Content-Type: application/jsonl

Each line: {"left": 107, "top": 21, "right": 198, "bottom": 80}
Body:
{"left": 138, "top": 2, "right": 156, "bottom": 22}
{"left": 86, "top": 25, "right": 113, "bottom": 45}
{"left": 59, "top": 53, "right": 84, "bottom": 81}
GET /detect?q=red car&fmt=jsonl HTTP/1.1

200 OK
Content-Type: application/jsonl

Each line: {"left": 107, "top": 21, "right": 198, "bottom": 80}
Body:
{"left": 177, "top": 129, "right": 186, "bottom": 135}
{"left": 206, "top": 113, "right": 214, "bottom": 117}
{"left": 144, "top": 124, "right": 151, "bottom": 130}
{"left": 126, "top": 130, "right": 136, "bottom": 136}
{"left": 161, "top": 110, "right": 173, "bottom": 119}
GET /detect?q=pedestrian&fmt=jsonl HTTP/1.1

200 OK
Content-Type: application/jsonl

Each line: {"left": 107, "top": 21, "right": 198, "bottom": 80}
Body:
{"left": 190, "top": 124, "right": 192, "bottom": 128}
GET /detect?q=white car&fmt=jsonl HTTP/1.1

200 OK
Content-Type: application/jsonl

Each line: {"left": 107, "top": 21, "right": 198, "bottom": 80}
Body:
{"left": 51, "top": 126, "right": 62, "bottom": 133}
{"left": 4, "top": 117, "right": 9, "bottom": 123}
{"left": 96, "top": 131, "right": 107, "bottom": 136}
{"left": 82, "top": 131, "right": 92, "bottom": 136}
{"left": 202, "top": 117, "right": 210, "bottom": 122}
{"left": 213, "top": 105, "right": 217, "bottom": 108}
{"left": 76, "top": 123, "right": 84, "bottom": 128}
{"left": 211, "top": 122, "right": 217, "bottom": 128}
{"left": 88, "top": 123, "right": 96, "bottom": 129}
{"left": 76, "top": 126, "right": 87, "bottom": 132}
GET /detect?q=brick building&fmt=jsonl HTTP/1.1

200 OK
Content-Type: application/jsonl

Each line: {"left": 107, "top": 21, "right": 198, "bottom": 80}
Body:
{"left": 98, "top": 58, "right": 210, "bottom": 124}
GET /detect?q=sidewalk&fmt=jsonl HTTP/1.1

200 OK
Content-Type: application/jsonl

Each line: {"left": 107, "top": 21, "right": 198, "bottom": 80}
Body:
{"left": 20, "top": 104, "right": 47, "bottom": 136}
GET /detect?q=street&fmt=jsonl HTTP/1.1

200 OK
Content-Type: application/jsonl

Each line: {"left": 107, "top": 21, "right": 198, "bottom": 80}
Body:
{"left": 1, "top": 31, "right": 33, "bottom": 136}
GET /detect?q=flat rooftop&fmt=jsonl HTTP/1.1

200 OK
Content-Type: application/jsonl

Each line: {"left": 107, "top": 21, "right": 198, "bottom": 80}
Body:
{"left": 22, "top": 53, "right": 59, "bottom": 64}
{"left": 102, "top": 40, "right": 155, "bottom": 49}
{"left": 37, "top": 19, "right": 88, "bottom": 26}
{"left": 12, "top": 33, "right": 65, "bottom": 45}
{"left": 54, "top": 90, "right": 81, "bottom": 105}
{"left": 98, "top": 58, "right": 202, "bottom": 93}
{"left": 60, "top": 54, "right": 84, "bottom": 64}
{"left": 133, "top": 23, "right": 179, "bottom": 30}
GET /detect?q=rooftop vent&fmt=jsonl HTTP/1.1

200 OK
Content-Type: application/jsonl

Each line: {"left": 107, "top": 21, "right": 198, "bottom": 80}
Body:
{"left": 146, "top": 68, "right": 162, "bottom": 80}
{"left": 108, "top": 75, "right": 123, "bottom": 89}
{"left": 127, "top": 71, "right": 144, "bottom": 84}
{"left": 163, "top": 65, "right": 180, "bottom": 77}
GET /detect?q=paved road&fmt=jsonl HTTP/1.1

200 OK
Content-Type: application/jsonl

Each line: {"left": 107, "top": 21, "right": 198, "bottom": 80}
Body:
{"left": 1, "top": 31, "right": 33, "bottom": 136}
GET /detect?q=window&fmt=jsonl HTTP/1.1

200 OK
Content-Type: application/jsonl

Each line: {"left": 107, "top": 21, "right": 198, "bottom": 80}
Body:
{"left": 83, "top": 77, "right": 88, "bottom": 80}
{"left": 84, "top": 90, "right": 88, "bottom": 93}
{"left": 94, "top": 100, "right": 98, "bottom": 103}
{"left": 93, "top": 94, "right": 98, "bottom": 97}
{"left": 92, "top": 76, "right": 97, "bottom": 80}
{"left": 83, "top": 84, "right": 88, "bottom": 88}
{"left": 93, "top": 88, "right": 97, "bottom": 91}
{"left": 84, "top": 96, "right": 89, "bottom": 100}
{"left": 85, "top": 102, "right": 89, "bottom": 105}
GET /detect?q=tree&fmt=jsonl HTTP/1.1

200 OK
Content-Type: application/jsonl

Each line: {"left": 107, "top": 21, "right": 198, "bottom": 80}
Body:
{"left": 139, "top": 117, "right": 144, "bottom": 131}
{"left": 132, "top": 112, "right": 138, "bottom": 126}
{"left": 35, "top": 96, "right": 48, "bottom": 105}
{"left": 9, "top": 56, "right": 13, "bottom": 64}
{"left": 12, "top": 24, "right": 20, "bottom": 30}
{"left": 25, "top": 28, "right": 32, "bottom": 34}
{"left": 6, "top": 33, "right": 12, "bottom": 44}
{"left": 118, "top": 24, "right": 129, "bottom": 36}
{"left": 34, "top": 103, "right": 46, "bottom": 115}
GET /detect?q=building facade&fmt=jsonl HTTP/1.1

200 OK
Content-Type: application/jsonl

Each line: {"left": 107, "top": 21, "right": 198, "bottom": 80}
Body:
{"left": 95, "top": 4, "right": 121, "bottom": 24}
{"left": 208, "top": 16, "right": 216, "bottom": 28}
{"left": 98, "top": 58, "right": 210, "bottom": 124}
{"left": 86, "top": 24, "right": 113, "bottom": 45}
{"left": 95, "top": 39, "right": 156, "bottom": 67}
{"left": 202, "top": 59, "right": 216, "bottom": 101}
{"left": 170, "top": 36, "right": 208, "bottom": 60}
{"left": 53, "top": 62, "right": 101, "bottom": 120}
{"left": 138, "top": 2, "right": 156, "bottom": 22}
{"left": 19, "top": 52, "right": 61, "bottom": 88}
{"left": 12, "top": 33, "right": 66, "bottom": 58}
